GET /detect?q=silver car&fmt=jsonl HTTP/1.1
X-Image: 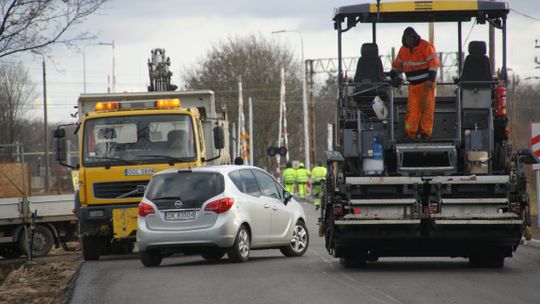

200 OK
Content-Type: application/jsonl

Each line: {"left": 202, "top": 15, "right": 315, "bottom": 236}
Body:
{"left": 137, "top": 165, "right": 309, "bottom": 267}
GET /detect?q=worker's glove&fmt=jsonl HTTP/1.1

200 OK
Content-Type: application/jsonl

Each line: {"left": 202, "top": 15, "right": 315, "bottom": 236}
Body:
{"left": 390, "top": 76, "right": 403, "bottom": 88}
{"left": 388, "top": 69, "right": 403, "bottom": 88}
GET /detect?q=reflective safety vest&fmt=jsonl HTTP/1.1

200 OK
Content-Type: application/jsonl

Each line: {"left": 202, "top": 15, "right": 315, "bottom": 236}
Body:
{"left": 311, "top": 166, "right": 327, "bottom": 182}
{"left": 392, "top": 39, "right": 439, "bottom": 85}
{"left": 282, "top": 168, "right": 296, "bottom": 184}
{"left": 296, "top": 168, "right": 310, "bottom": 183}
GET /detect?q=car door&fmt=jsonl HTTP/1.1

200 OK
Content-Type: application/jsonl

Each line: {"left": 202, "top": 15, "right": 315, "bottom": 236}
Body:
{"left": 252, "top": 169, "right": 294, "bottom": 244}
{"left": 229, "top": 169, "right": 271, "bottom": 246}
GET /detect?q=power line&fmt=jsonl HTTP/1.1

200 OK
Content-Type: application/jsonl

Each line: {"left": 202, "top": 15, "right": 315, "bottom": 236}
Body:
{"left": 511, "top": 8, "right": 540, "bottom": 22}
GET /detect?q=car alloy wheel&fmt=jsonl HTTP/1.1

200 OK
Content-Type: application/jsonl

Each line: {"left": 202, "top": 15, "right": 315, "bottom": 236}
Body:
{"left": 280, "top": 221, "right": 309, "bottom": 257}
{"left": 291, "top": 224, "right": 308, "bottom": 254}
{"left": 228, "top": 225, "right": 251, "bottom": 263}
{"left": 238, "top": 229, "right": 250, "bottom": 258}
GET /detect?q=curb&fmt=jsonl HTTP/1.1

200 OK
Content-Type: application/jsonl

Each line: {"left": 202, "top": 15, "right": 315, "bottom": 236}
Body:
{"left": 523, "top": 238, "right": 540, "bottom": 249}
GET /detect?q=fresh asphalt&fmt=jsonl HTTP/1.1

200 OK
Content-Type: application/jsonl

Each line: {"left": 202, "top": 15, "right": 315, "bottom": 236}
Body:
{"left": 70, "top": 200, "right": 540, "bottom": 304}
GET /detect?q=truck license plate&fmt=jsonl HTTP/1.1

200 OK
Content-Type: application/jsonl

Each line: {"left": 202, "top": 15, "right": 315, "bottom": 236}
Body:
{"left": 165, "top": 211, "right": 196, "bottom": 221}
{"left": 125, "top": 168, "right": 155, "bottom": 176}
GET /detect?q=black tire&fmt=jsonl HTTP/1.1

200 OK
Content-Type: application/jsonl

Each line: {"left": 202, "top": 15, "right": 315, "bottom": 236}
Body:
{"left": 201, "top": 250, "right": 226, "bottom": 261}
{"left": 112, "top": 241, "right": 135, "bottom": 255}
{"left": 0, "top": 245, "right": 22, "bottom": 259}
{"left": 19, "top": 225, "right": 54, "bottom": 258}
{"left": 340, "top": 256, "right": 367, "bottom": 268}
{"left": 280, "top": 221, "right": 309, "bottom": 257}
{"left": 469, "top": 252, "right": 505, "bottom": 268}
{"left": 228, "top": 225, "right": 250, "bottom": 263}
{"left": 81, "top": 235, "right": 101, "bottom": 261}
{"left": 140, "top": 250, "right": 162, "bottom": 267}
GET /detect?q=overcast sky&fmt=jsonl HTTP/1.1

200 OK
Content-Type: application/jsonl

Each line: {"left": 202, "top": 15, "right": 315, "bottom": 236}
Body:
{"left": 5, "top": 0, "right": 540, "bottom": 122}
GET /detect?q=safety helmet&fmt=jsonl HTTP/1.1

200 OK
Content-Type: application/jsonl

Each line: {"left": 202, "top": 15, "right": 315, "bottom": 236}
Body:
{"left": 299, "top": 162, "right": 305, "bottom": 168}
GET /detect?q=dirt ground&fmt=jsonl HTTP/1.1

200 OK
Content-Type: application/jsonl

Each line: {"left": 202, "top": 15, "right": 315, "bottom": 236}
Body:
{"left": 0, "top": 245, "right": 82, "bottom": 304}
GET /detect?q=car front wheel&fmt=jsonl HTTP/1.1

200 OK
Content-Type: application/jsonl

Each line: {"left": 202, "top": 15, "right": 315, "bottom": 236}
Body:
{"left": 280, "top": 220, "right": 309, "bottom": 257}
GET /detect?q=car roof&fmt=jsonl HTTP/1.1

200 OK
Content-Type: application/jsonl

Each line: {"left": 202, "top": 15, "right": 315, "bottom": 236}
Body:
{"left": 154, "top": 165, "right": 266, "bottom": 176}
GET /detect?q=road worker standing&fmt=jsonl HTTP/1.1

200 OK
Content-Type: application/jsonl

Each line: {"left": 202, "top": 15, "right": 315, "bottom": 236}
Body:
{"left": 295, "top": 162, "right": 310, "bottom": 200}
{"left": 282, "top": 162, "right": 296, "bottom": 194}
{"left": 311, "top": 162, "right": 327, "bottom": 210}
{"left": 390, "top": 27, "right": 440, "bottom": 141}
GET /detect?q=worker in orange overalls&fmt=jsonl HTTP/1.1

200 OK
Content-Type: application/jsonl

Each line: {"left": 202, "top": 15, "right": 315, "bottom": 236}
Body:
{"left": 390, "top": 27, "right": 440, "bottom": 141}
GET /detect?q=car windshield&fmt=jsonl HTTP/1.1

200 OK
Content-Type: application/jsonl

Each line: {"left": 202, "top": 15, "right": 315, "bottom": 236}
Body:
{"left": 146, "top": 172, "right": 224, "bottom": 208}
{"left": 82, "top": 114, "right": 196, "bottom": 166}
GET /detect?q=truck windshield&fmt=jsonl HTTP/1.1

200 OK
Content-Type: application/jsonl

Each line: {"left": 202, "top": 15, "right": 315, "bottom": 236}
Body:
{"left": 82, "top": 114, "right": 196, "bottom": 167}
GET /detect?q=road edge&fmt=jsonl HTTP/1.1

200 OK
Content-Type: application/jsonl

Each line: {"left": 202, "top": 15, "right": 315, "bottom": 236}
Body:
{"left": 60, "top": 260, "right": 84, "bottom": 304}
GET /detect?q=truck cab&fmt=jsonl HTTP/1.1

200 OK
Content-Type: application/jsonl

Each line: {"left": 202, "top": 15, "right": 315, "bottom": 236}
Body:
{"left": 55, "top": 91, "right": 228, "bottom": 260}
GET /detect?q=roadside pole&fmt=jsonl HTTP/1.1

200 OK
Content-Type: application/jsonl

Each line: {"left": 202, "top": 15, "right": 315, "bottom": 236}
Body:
{"left": 249, "top": 97, "right": 254, "bottom": 166}
{"left": 531, "top": 122, "right": 540, "bottom": 227}
{"left": 537, "top": 170, "right": 540, "bottom": 227}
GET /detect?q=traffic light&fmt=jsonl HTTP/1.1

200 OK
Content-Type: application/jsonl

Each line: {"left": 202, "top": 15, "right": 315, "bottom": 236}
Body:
{"left": 266, "top": 146, "right": 287, "bottom": 157}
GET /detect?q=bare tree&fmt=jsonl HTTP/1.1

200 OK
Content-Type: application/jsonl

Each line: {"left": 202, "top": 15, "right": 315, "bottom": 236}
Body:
{"left": 0, "top": 0, "right": 108, "bottom": 58}
{"left": 0, "top": 62, "right": 36, "bottom": 159}
{"left": 183, "top": 34, "right": 304, "bottom": 168}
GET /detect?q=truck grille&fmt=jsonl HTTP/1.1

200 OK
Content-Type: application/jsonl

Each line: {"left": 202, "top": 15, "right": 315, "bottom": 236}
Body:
{"left": 93, "top": 180, "right": 149, "bottom": 199}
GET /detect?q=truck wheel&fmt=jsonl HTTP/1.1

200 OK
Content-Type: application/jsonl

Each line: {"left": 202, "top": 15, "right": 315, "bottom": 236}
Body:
{"left": 81, "top": 236, "right": 101, "bottom": 261}
{"left": 0, "top": 245, "right": 22, "bottom": 259}
{"left": 280, "top": 220, "right": 309, "bottom": 257}
{"left": 112, "top": 241, "right": 134, "bottom": 254}
{"left": 228, "top": 225, "right": 250, "bottom": 263}
{"left": 19, "top": 225, "right": 54, "bottom": 258}
{"left": 340, "top": 256, "right": 367, "bottom": 268}
{"left": 201, "top": 250, "right": 226, "bottom": 261}
{"left": 140, "top": 250, "right": 162, "bottom": 267}
{"left": 469, "top": 252, "right": 505, "bottom": 268}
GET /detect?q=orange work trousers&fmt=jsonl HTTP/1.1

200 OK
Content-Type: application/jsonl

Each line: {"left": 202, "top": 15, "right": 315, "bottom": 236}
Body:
{"left": 405, "top": 83, "right": 435, "bottom": 139}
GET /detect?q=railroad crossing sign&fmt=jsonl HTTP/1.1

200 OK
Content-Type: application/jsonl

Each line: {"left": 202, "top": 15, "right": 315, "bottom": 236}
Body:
{"left": 531, "top": 123, "right": 540, "bottom": 170}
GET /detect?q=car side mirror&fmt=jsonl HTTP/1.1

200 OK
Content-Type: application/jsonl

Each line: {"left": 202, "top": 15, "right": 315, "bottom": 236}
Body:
{"left": 283, "top": 190, "right": 292, "bottom": 205}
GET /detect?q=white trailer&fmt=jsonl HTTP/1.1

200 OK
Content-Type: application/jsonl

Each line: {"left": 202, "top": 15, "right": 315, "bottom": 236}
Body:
{"left": 0, "top": 195, "right": 78, "bottom": 258}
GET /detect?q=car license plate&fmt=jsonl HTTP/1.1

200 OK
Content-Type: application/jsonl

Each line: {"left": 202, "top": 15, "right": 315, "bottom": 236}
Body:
{"left": 165, "top": 211, "right": 196, "bottom": 221}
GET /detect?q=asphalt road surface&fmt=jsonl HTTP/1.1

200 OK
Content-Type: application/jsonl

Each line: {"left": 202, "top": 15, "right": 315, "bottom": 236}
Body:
{"left": 70, "top": 201, "right": 540, "bottom": 304}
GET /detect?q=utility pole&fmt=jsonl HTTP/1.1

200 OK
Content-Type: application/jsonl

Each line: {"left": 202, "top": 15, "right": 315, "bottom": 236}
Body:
{"left": 272, "top": 30, "right": 310, "bottom": 169}
{"left": 41, "top": 57, "right": 49, "bottom": 193}
{"left": 32, "top": 50, "right": 50, "bottom": 193}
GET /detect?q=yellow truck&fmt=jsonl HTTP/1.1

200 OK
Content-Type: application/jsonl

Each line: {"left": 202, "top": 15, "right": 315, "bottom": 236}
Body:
{"left": 54, "top": 90, "right": 229, "bottom": 260}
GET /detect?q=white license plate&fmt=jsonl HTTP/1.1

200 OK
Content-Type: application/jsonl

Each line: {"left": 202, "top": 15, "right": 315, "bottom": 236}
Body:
{"left": 165, "top": 211, "right": 196, "bottom": 221}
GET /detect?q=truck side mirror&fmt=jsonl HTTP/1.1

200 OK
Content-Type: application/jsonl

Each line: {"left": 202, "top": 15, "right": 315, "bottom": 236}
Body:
{"left": 54, "top": 128, "right": 65, "bottom": 138}
{"left": 213, "top": 126, "right": 225, "bottom": 150}
{"left": 54, "top": 127, "right": 67, "bottom": 162}
{"left": 56, "top": 137, "right": 67, "bottom": 162}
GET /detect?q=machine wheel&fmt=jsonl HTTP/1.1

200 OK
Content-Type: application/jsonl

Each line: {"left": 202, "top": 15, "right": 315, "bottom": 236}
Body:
{"left": 469, "top": 251, "right": 505, "bottom": 268}
{"left": 280, "top": 220, "right": 309, "bottom": 257}
{"left": 0, "top": 245, "right": 22, "bottom": 259}
{"left": 140, "top": 250, "right": 162, "bottom": 267}
{"left": 228, "top": 225, "right": 250, "bottom": 263}
{"left": 340, "top": 256, "right": 367, "bottom": 268}
{"left": 19, "top": 225, "right": 54, "bottom": 258}
{"left": 81, "top": 235, "right": 101, "bottom": 261}
{"left": 201, "top": 250, "right": 226, "bottom": 261}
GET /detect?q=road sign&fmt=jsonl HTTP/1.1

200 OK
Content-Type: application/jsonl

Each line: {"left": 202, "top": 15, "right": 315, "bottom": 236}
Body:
{"left": 531, "top": 123, "right": 540, "bottom": 170}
